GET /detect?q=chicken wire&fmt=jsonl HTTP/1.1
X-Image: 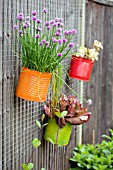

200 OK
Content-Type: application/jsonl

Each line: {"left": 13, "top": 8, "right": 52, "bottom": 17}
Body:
{"left": 0, "top": 0, "right": 85, "bottom": 169}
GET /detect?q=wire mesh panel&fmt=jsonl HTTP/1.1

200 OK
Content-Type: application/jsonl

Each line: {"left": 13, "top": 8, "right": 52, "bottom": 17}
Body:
{"left": 0, "top": 0, "right": 85, "bottom": 170}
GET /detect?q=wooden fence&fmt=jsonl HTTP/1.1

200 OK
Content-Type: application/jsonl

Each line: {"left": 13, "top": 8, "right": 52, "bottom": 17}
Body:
{"left": 83, "top": 0, "right": 113, "bottom": 144}
{"left": 0, "top": 0, "right": 85, "bottom": 170}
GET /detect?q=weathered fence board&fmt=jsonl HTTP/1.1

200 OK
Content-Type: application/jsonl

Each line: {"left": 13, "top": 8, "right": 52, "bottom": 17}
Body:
{"left": 83, "top": 0, "right": 113, "bottom": 144}
{"left": 0, "top": 0, "right": 3, "bottom": 168}
{"left": 90, "top": 0, "right": 113, "bottom": 6}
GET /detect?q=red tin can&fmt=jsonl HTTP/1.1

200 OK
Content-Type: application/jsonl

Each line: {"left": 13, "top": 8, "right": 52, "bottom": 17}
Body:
{"left": 69, "top": 55, "right": 94, "bottom": 81}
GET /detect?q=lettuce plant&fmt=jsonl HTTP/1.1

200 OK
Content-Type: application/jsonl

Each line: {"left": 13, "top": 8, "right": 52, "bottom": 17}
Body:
{"left": 44, "top": 94, "right": 91, "bottom": 127}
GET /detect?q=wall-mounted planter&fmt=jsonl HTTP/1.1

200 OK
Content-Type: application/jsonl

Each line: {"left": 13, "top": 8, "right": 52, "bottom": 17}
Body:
{"left": 69, "top": 55, "right": 94, "bottom": 81}
{"left": 16, "top": 67, "right": 52, "bottom": 102}
{"left": 44, "top": 118, "right": 72, "bottom": 146}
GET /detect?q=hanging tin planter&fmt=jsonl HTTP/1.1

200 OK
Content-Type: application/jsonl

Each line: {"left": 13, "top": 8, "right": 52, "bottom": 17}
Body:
{"left": 16, "top": 67, "right": 52, "bottom": 102}
{"left": 69, "top": 55, "right": 94, "bottom": 81}
{"left": 44, "top": 118, "right": 72, "bottom": 146}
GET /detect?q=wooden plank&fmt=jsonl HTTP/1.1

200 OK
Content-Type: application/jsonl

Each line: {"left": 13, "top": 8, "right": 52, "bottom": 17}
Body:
{"left": 11, "top": 1, "right": 17, "bottom": 169}
{"left": 15, "top": 0, "right": 20, "bottom": 168}
{"left": 103, "top": 6, "right": 113, "bottom": 134}
{"left": 0, "top": 0, "right": 3, "bottom": 169}
{"left": 2, "top": 0, "right": 9, "bottom": 169}
{"left": 84, "top": 0, "right": 113, "bottom": 144}
{"left": 90, "top": 0, "right": 113, "bottom": 6}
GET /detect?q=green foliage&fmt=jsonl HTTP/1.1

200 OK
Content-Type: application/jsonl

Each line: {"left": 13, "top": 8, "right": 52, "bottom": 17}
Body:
{"left": 32, "top": 138, "right": 41, "bottom": 148}
{"left": 36, "top": 120, "right": 41, "bottom": 128}
{"left": 55, "top": 111, "right": 68, "bottom": 118}
{"left": 47, "top": 138, "right": 54, "bottom": 145}
{"left": 22, "top": 163, "right": 34, "bottom": 170}
{"left": 22, "top": 120, "right": 46, "bottom": 170}
{"left": 42, "top": 123, "right": 48, "bottom": 128}
{"left": 14, "top": 11, "right": 76, "bottom": 73}
{"left": 69, "top": 129, "right": 113, "bottom": 170}
{"left": 60, "top": 111, "right": 68, "bottom": 117}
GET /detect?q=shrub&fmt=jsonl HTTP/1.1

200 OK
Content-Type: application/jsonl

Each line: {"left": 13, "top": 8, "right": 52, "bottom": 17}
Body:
{"left": 69, "top": 129, "right": 113, "bottom": 170}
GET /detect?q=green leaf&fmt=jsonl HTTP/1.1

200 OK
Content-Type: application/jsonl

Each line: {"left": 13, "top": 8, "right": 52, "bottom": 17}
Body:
{"left": 41, "top": 168, "right": 46, "bottom": 170}
{"left": 60, "top": 111, "right": 68, "bottom": 118}
{"left": 69, "top": 158, "right": 76, "bottom": 162}
{"left": 42, "top": 123, "right": 48, "bottom": 128}
{"left": 55, "top": 112, "right": 61, "bottom": 118}
{"left": 32, "top": 138, "right": 41, "bottom": 148}
{"left": 69, "top": 168, "right": 82, "bottom": 170}
{"left": 27, "top": 163, "right": 34, "bottom": 170}
{"left": 102, "top": 135, "right": 111, "bottom": 141}
{"left": 47, "top": 138, "right": 54, "bottom": 145}
{"left": 22, "top": 164, "right": 29, "bottom": 170}
{"left": 36, "top": 120, "right": 41, "bottom": 128}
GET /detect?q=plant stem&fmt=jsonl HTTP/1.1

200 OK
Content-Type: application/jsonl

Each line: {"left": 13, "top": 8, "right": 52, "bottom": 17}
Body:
{"left": 27, "top": 148, "right": 36, "bottom": 164}
{"left": 50, "top": 118, "right": 60, "bottom": 170}
{"left": 27, "top": 128, "right": 42, "bottom": 164}
{"left": 54, "top": 72, "right": 88, "bottom": 103}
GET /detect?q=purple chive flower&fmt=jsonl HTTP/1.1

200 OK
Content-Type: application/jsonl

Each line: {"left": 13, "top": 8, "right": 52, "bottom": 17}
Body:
{"left": 50, "top": 20, "right": 55, "bottom": 24}
{"left": 55, "top": 18, "right": 59, "bottom": 22}
{"left": 32, "top": 16, "right": 37, "bottom": 21}
{"left": 35, "top": 34, "right": 40, "bottom": 38}
{"left": 72, "top": 29, "right": 77, "bottom": 34}
{"left": 52, "top": 38, "right": 57, "bottom": 43}
{"left": 64, "top": 30, "right": 69, "bottom": 35}
{"left": 46, "top": 41, "right": 49, "bottom": 46}
{"left": 19, "top": 30, "right": 23, "bottom": 34}
{"left": 55, "top": 32, "right": 60, "bottom": 36}
{"left": 17, "top": 13, "right": 24, "bottom": 21}
{"left": 58, "top": 39, "right": 63, "bottom": 44}
{"left": 36, "top": 27, "right": 41, "bottom": 32}
{"left": 68, "top": 30, "right": 72, "bottom": 34}
{"left": 25, "top": 21, "right": 30, "bottom": 27}
{"left": 53, "top": 39, "right": 57, "bottom": 43}
{"left": 59, "top": 18, "right": 63, "bottom": 22}
{"left": 57, "top": 28, "right": 62, "bottom": 32}
{"left": 68, "top": 43, "right": 74, "bottom": 48}
{"left": 57, "top": 22, "right": 61, "bottom": 27}
{"left": 13, "top": 25, "right": 18, "bottom": 30}
{"left": 53, "top": 23, "right": 57, "bottom": 27}
{"left": 45, "top": 21, "right": 49, "bottom": 26}
{"left": 57, "top": 53, "right": 62, "bottom": 57}
{"left": 87, "top": 99, "right": 92, "bottom": 105}
{"left": 18, "top": 16, "right": 24, "bottom": 21}
{"left": 36, "top": 19, "right": 41, "bottom": 24}
{"left": 23, "top": 24, "right": 27, "bottom": 29}
{"left": 18, "top": 13, "right": 23, "bottom": 16}
{"left": 32, "top": 11, "right": 37, "bottom": 16}
{"left": 63, "top": 38, "right": 67, "bottom": 43}
{"left": 40, "top": 42, "right": 43, "bottom": 46}
{"left": 43, "top": 8, "right": 48, "bottom": 13}
{"left": 47, "top": 26, "right": 50, "bottom": 30}
{"left": 26, "top": 16, "right": 30, "bottom": 20}
{"left": 41, "top": 39, "right": 46, "bottom": 44}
